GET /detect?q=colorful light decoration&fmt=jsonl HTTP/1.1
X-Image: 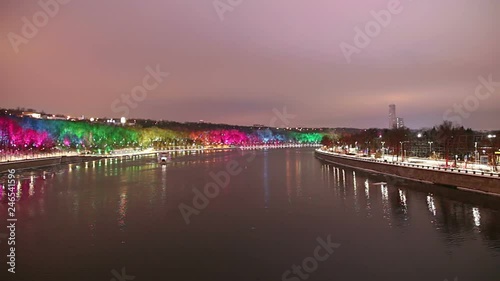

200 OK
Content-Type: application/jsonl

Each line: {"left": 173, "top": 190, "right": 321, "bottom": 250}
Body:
{"left": 0, "top": 116, "right": 324, "bottom": 154}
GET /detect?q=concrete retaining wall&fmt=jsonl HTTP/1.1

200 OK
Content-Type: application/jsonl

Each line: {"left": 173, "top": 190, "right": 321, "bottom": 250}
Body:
{"left": 0, "top": 156, "right": 104, "bottom": 173}
{"left": 315, "top": 150, "right": 500, "bottom": 196}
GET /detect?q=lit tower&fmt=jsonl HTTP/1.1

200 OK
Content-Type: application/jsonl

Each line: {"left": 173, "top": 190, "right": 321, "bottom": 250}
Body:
{"left": 389, "top": 104, "right": 397, "bottom": 129}
{"left": 396, "top": 117, "right": 405, "bottom": 129}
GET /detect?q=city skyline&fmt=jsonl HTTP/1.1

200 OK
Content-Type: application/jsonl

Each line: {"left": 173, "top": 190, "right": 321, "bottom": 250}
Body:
{"left": 1, "top": 104, "right": 497, "bottom": 131}
{"left": 2, "top": 0, "right": 499, "bottom": 129}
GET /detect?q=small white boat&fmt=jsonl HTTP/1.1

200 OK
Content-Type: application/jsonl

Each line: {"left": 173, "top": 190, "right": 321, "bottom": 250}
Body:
{"left": 158, "top": 153, "right": 171, "bottom": 165}
{"left": 372, "top": 182, "right": 387, "bottom": 186}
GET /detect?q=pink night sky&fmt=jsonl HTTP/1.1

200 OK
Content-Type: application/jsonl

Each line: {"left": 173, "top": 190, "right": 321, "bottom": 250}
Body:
{"left": 1, "top": 0, "right": 499, "bottom": 129}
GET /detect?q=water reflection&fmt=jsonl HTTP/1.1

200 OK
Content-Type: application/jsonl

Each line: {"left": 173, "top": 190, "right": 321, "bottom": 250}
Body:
{"left": 29, "top": 175, "right": 35, "bottom": 196}
{"left": 263, "top": 151, "right": 269, "bottom": 208}
{"left": 364, "top": 179, "right": 370, "bottom": 200}
{"left": 286, "top": 151, "right": 292, "bottom": 203}
{"left": 399, "top": 189, "right": 408, "bottom": 215}
{"left": 473, "top": 207, "right": 481, "bottom": 227}
{"left": 364, "top": 179, "right": 371, "bottom": 218}
{"left": 118, "top": 189, "right": 128, "bottom": 232}
{"left": 352, "top": 171, "right": 359, "bottom": 213}
{"left": 161, "top": 165, "right": 167, "bottom": 201}
{"left": 427, "top": 194, "right": 437, "bottom": 216}
{"left": 380, "top": 184, "right": 391, "bottom": 226}
{"left": 0, "top": 149, "right": 499, "bottom": 280}
{"left": 319, "top": 162, "right": 500, "bottom": 251}
{"left": 295, "top": 158, "right": 302, "bottom": 197}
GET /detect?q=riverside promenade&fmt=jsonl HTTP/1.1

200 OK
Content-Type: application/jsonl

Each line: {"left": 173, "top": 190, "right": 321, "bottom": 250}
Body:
{"left": 0, "top": 144, "right": 321, "bottom": 173}
{"left": 0, "top": 147, "right": 213, "bottom": 173}
{"left": 315, "top": 149, "right": 500, "bottom": 196}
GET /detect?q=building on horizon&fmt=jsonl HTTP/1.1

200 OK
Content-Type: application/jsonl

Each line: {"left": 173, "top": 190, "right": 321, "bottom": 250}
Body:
{"left": 388, "top": 104, "right": 397, "bottom": 129}
{"left": 396, "top": 117, "right": 405, "bottom": 129}
{"left": 388, "top": 104, "right": 406, "bottom": 129}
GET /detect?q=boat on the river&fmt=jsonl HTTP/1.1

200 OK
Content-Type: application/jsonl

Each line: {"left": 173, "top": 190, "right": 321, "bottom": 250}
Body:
{"left": 158, "top": 153, "right": 171, "bottom": 165}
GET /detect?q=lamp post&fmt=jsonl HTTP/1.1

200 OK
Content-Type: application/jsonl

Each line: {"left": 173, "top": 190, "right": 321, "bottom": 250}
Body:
{"left": 488, "top": 134, "right": 497, "bottom": 171}
{"left": 400, "top": 141, "right": 409, "bottom": 162}
{"left": 400, "top": 141, "right": 404, "bottom": 162}
{"left": 474, "top": 141, "right": 478, "bottom": 168}
{"left": 428, "top": 141, "right": 433, "bottom": 158}
{"left": 381, "top": 141, "right": 385, "bottom": 158}
{"left": 416, "top": 133, "right": 422, "bottom": 157}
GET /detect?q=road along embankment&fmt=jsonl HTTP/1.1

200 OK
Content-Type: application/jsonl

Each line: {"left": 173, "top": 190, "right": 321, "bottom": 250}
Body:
{"left": 315, "top": 149, "right": 500, "bottom": 196}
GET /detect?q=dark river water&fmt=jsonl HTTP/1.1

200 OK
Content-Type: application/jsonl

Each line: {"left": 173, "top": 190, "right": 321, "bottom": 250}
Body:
{"left": 1, "top": 148, "right": 500, "bottom": 281}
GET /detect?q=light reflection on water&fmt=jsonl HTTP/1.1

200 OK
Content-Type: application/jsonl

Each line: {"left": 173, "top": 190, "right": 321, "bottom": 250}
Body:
{"left": 263, "top": 151, "right": 269, "bottom": 208}
{"left": 118, "top": 188, "right": 127, "bottom": 232}
{"left": 0, "top": 149, "right": 499, "bottom": 281}
{"left": 318, "top": 160, "right": 500, "bottom": 250}
{"left": 1, "top": 151, "right": 500, "bottom": 245}
{"left": 473, "top": 207, "right": 481, "bottom": 227}
{"left": 427, "top": 194, "right": 437, "bottom": 217}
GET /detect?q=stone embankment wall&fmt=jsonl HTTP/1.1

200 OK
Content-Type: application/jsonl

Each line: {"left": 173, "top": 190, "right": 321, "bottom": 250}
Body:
{"left": 315, "top": 150, "right": 500, "bottom": 196}
{"left": 0, "top": 156, "right": 104, "bottom": 173}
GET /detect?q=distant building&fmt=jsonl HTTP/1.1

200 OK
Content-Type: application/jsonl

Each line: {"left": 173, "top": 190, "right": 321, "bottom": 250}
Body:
{"left": 388, "top": 104, "right": 397, "bottom": 129}
{"left": 46, "top": 114, "right": 68, "bottom": 120}
{"left": 22, "top": 111, "right": 41, "bottom": 119}
{"left": 388, "top": 104, "right": 406, "bottom": 129}
{"left": 397, "top": 117, "right": 405, "bottom": 129}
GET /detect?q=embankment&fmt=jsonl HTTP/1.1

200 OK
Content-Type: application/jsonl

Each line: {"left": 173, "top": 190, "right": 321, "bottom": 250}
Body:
{"left": 315, "top": 149, "right": 500, "bottom": 196}
{"left": 0, "top": 155, "right": 105, "bottom": 173}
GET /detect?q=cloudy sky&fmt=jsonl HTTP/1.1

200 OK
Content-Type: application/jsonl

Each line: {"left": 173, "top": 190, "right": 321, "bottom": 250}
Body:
{"left": 1, "top": 0, "right": 499, "bottom": 129}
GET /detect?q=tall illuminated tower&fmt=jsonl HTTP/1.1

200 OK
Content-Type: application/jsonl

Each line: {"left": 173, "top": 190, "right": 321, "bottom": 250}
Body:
{"left": 389, "top": 104, "right": 397, "bottom": 129}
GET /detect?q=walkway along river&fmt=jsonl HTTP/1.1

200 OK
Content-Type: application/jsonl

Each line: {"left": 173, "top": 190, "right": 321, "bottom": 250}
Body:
{"left": 315, "top": 149, "right": 500, "bottom": 196}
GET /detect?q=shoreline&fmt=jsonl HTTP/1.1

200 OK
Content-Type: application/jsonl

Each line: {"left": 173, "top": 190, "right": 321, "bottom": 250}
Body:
{"left": 0, "top": 155, "right": 106, "bottom": 173}
{"left": 0, "top": 147, "right": 228, "bottom": 173}
{"left": 0, "top": 144, "right": 320, "bottom": 173}
{"left": 315, "top": 149, "right": 500, "bottom": 196}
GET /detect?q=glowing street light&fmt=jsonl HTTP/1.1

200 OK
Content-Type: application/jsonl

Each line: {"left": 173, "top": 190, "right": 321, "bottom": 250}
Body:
{"left": 487, "top": 134, "right": 498, "bottom": 172}
{"left": 399, "top": 141, "right": 409, "bottom": 162}
{"left": 400, "top": 141, "right": 404, "bottom": 161}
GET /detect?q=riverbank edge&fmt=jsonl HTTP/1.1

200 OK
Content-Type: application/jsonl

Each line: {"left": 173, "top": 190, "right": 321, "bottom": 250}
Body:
{"left": 0, "top": 155, "right": 105, "bottom": 173}
{"left": 314, "top": 149, "right": 500, "bottom": 196}
{"left": 0, "top": 144, "right": 322, "bottom": 173}
{"left": 0, "top": 147, "right": 235, "bottom": 173}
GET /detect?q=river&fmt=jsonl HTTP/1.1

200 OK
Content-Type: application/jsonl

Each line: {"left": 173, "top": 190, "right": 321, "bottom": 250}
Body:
{"left": 1, "top": 148, "right": 499, "bottom": 281}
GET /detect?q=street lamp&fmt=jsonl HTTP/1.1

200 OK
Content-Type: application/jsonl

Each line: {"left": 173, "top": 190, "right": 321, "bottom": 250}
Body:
{"left": 487, "top": 134, "right": 497, "bottom": 171}
{"left": 381, "top": 141, "right": 386, "bottom": 157}
{"left": 428, "top": 141, "right": 433, "bottom": 158}
{"left": 474, "top": 141, "right": 478, "bottom": 168}
{"left": 400, "top": 141, "right": 404, "bottom": 162}
{"left": 400, "top": 141, "right": 409, "bottom": 162}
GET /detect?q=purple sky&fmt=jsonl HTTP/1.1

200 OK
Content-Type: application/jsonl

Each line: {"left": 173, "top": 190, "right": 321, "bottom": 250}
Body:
{"left": 2, "top": 0, "right": 499, "bottom": 129}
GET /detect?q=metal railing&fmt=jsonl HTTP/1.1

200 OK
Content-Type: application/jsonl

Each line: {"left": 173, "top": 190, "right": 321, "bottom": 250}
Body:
{"left": 316, "top": 149, "right": 500, "bottom": 178}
